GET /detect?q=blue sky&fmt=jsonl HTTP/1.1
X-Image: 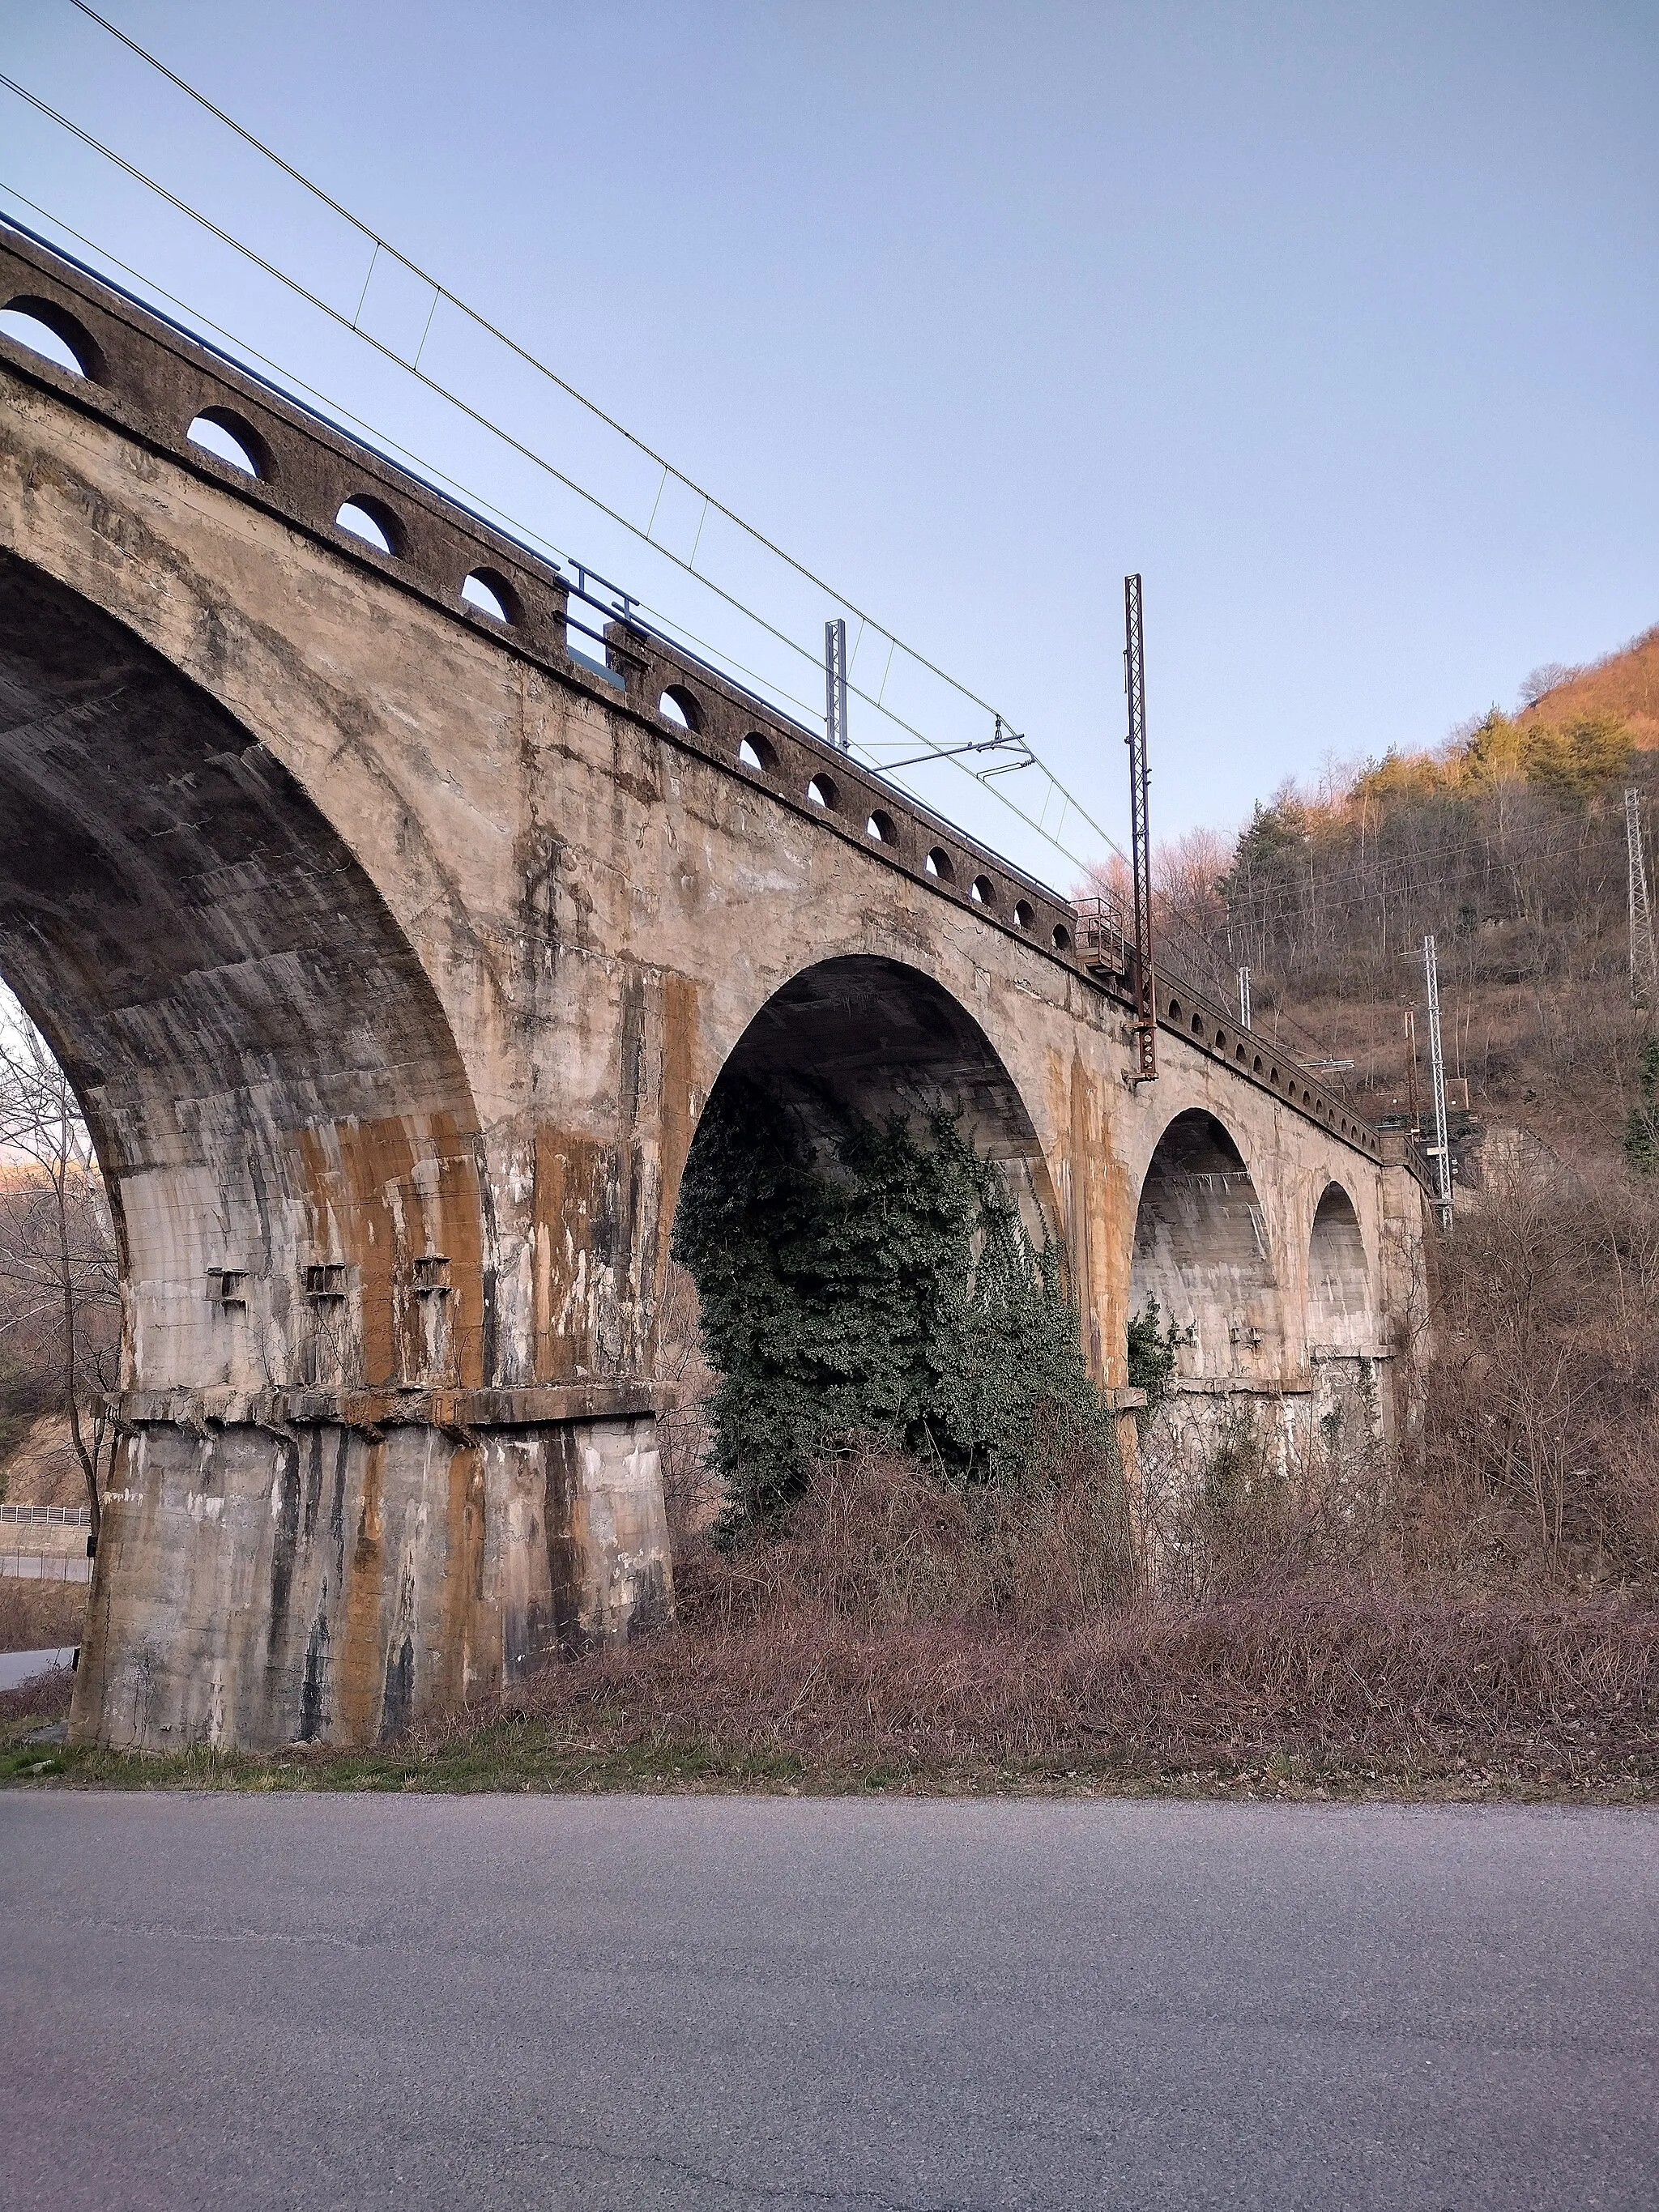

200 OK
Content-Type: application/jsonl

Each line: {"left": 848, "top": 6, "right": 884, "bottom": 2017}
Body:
{"left": 3, "top": 1, "right": 1656, "bottom": 886}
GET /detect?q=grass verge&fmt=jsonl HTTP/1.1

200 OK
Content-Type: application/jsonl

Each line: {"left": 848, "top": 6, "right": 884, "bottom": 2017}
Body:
{"left": 5, "top": 1592, "right": 1657, "bottom": 1804}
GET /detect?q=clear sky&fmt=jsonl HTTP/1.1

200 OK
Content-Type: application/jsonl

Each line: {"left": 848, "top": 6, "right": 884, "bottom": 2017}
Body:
{"left": 3, "top": 1, "right": 1656, "bottom": 885}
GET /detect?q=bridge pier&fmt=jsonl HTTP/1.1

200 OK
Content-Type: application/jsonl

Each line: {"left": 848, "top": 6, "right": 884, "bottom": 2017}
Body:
{"left": 70, "top": 1395, "right": 671, "bottom": 1752}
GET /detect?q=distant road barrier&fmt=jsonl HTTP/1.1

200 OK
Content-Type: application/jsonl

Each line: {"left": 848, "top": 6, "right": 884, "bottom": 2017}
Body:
{"left": 1, "top": 1504, "right": 94, "bottom": 1583}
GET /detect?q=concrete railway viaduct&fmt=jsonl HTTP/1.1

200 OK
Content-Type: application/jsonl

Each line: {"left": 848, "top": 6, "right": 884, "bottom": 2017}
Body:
{"left": 0, "top": 228, "right": 1430, "bottom": 1750}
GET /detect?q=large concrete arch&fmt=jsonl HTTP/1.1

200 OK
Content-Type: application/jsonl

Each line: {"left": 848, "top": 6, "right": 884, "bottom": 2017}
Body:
{"left": 0, "top": 553, "right": 493, "bottom": 1396}
{"left": 680, "top": 953, "right": 1062, "bottom": 1250}
{"left": 1128, "top": 1106, "right": 1286, "bottom": 1383}
{"left": 1307, "top": 1182, "right": 1373, "bottom": 1354}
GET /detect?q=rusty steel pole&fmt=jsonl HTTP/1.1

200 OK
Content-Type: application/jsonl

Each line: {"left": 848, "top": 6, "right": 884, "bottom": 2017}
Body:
{"left": 1124, "top": 574, "right": 1156, "bottom": 1080}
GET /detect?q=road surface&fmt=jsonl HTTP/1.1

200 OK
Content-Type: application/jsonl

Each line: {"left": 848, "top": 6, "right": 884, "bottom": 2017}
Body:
{"left": 2, "top": 1793, "right": 1654, "bottom": 2209}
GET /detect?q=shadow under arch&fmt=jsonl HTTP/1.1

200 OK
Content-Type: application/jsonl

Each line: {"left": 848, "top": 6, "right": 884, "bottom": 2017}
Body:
{"left": 688, "top": 953, "right": 1060, "bottom": 1247}
{"left": 0, "top": 550, "right": 494, "bottom": 1399}
{"left": 1129, "top": 1107, "right": 1285, "bottom": 1382}
{"left": 1307, "top": 1181, "right": 1371, "bottom": 1352}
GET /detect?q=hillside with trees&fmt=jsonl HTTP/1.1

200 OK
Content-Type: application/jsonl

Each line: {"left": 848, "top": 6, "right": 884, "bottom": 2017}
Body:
{"left": 1143, "top": 623, "right": 1659, "bottom": 1166}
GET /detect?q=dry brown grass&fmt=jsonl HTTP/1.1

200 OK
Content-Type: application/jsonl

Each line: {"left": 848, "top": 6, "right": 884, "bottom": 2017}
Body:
{"left": 0, "top": 1575, "right": 86, "bottom": 1653}
{"left": 420, "top": 1426, "right": 1657, "bottom": 1794}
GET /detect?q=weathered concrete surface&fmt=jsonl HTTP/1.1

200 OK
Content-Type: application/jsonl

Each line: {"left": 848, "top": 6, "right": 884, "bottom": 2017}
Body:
{"left": 0, "top": 228, "right": 1430, "bottom": 1749}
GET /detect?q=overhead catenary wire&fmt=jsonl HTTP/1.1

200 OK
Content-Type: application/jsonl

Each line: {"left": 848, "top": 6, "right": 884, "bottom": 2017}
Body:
{"left": 5, "top": 20, "right": 1364, "bottom": 1078}
{"left": 27, "top": 15, "right": 1118, "bottom": 832}
{"left": 0, "top": 68, "right": 1133, "bottom": 893}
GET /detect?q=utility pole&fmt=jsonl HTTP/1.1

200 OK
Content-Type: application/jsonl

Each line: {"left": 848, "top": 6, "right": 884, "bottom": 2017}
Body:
{"left": 1124, "top": 574, "right": 1156, "bottom": 1081}
{"left": 825, "top": 618, "right": 850, "bottom": 752}
{"left": 1238, "top": 965, "right": 1252, "bottom": 1032}
{"left": 1423, "top": 935, "right": 1453, "bottom": 1230}
{"left": 1627, "top": 788, "right": 1657, "bottom": 1007}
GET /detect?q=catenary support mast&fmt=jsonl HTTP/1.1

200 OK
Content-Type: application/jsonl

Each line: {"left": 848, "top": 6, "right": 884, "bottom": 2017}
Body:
{"left": 1124, "top": 574, "right": 1156, "bottom": 1081}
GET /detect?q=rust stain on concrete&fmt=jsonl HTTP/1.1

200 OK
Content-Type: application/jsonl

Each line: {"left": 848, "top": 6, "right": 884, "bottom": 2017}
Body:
{"left": 437, "top": 1441, "right": 488, "bottom": 1709}
{"left": 297, "top": 1112, "right": 487, "bottom": 1388}
{"left": 335, "top": 1435, "right": 386, "bottom": 1746}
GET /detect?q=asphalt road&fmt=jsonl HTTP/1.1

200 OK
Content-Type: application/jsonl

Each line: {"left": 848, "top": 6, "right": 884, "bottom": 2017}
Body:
{"left": 1, "top": 1794, "right": 1654, "bottom": 2211}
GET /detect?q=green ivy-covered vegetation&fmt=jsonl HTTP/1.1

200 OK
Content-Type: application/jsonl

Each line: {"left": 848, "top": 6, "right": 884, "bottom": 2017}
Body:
{"left": 672, "top": 1076, "right": 1115, "bottom": 1524}
{"left": 1125, "top": 1298, "right": 1192, "bottom": 1422}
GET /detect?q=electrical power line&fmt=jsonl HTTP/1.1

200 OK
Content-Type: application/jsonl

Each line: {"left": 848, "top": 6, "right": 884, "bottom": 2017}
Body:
{"left": 5, "top": 19, "right": 1370, "bottom": 1080}
{"left": 2, "top": 29, "right": 1133, "bottom": 889}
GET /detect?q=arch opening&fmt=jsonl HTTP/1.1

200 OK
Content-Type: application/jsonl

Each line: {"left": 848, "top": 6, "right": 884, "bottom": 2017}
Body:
{"left": 1, "top": 296, "right": 102, "bottom": 380}
{"left": 1129, "top": 1109, "right": 1284, "bottom": 1383}
{"left": 0, "top": 552, "right": 490, "bottom": 1409}
{"left": 668, "top": 955, "right": 1078, "bottom": 1515}
{"left": 1307, "top": 1183, "right": 1371, "bottom": 1351}
{"left": 335, "top": 497, "right": 403, "bottom": 555}
{"left": 659, "top": 684, "right": 703, "bottom": 732}
{"left": 186, "top": 407, "right": 269, "bottom": 479}
{"left": 461, "top": 567, "right": 519, "bottom": 624}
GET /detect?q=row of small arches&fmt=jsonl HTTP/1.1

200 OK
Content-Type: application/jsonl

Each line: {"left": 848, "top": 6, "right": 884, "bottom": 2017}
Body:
{"left": 1162, "top": 995, "right": 1371, "bottom": 1149}
{"left": 656, "top": 684, "right": 1063, "bottom": 946}
{"left": 3, "top": 294, "right": 1070, "bottom": 953}
{"left": 0, "top": 296, "right": 1371, "bottom": 1152}
{"left": 1, "top": 297, "right": 522, "bottom": 630}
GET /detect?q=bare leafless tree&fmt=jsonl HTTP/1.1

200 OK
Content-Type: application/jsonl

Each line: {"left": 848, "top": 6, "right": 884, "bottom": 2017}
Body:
{"left": 0, "top": 998, "right": 119, "bottom": 1539}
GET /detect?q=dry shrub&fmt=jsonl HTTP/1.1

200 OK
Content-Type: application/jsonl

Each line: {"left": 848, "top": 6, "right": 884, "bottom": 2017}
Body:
{"left": 0, "top": 1575, "right": 86, "bottom": 1654}
{"left": 1418, "top": 1154, "right": 1659, "bottom": 1586}
{"left": 676, "top": 1430, "right": 1135, "bottom": 1635}
{"left": 505, "top": 1586, "right": 1657, "bottom": 1781}
{"left": 480, "top": 1432, "right": 1659, "bottom": 1785}
{"left": 1139, "top": 1382, "right": 1397, "bottom": 1604}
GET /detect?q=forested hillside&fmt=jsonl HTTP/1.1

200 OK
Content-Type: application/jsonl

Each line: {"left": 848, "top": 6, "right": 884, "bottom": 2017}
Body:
{"left": 1146, "top": 623, "right": 1659, "bottom": 1161}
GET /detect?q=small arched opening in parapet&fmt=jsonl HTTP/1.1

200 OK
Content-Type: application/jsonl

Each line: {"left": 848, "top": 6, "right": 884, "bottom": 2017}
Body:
{"left": 1307, "top": 1183, "right": 1371, "bottom": 1351}
{"left": 970, "top": 875, "right": 996, "bottom": 907}
{"left": 335, "top": 496, "right": 404, "bottom": 556}
{"left": 925, "top": 846, "right": 954, "bottom": 882}
{"left": 187, "top": 407, "right": 271, "bottom": 481}
{"left": 658, "top": 684, "right": 704, "bottom": 733}
{"left": 0, "top": 296, "right": 104, "bottom": 381}
{"left": 1129, "top": 1109, "right": 1285, "bottom": 1385}
{"left": 806, "top": 774, "right": 837, "bottom": 811}
{"left": 866, "top": 809, "right": 896, "bottom": 845}
{"left": 666, "top": 955, "right": 1069, "bottom": 1514}
{"left": 1052, "top": 923, "right": 1072, "bottom": 953}
{"left": 461, "top": 568, "right": 520, "bottom": 625}
{"left": 738, "top": 733, "right": 775, "bottom": 773}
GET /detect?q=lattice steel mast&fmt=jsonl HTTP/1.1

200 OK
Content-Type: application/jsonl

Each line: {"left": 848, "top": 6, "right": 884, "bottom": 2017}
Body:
{"left": 825, "top": 618, "right": 849, "bottom": 752}
{"left": 1627, "top": 787, "right": 1656, "bottom": 1007}
{"left": 1423, "top": 934, "right": 1453, "bottom": 1230}
{"left": 1124, "top": 574, "right": 1156, "bottom": 1081}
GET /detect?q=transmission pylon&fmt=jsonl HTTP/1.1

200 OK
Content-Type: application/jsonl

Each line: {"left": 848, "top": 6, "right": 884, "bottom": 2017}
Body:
{"left": 1423, "top": 934, "right": 1453, "bottom": 1230}
{"left": 1238, "top": 965, "right": 1252, "bottom": 1031}
{"left": 1124, "top": 574, "right": 1156, "bottom": 1081}
{"left": 1626, "top": 788, "right": 1657, "bottom": 1007}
